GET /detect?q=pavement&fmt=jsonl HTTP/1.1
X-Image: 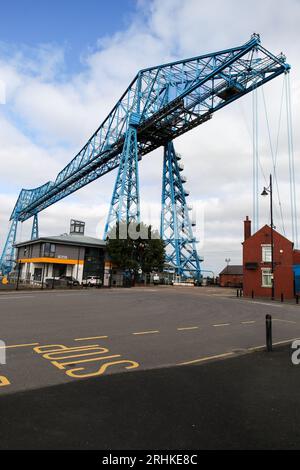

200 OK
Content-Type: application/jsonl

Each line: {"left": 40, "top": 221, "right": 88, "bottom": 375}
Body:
{"left": 1, "top": 286, "right": 300, "bottom": 449}
{"left": 0, "top": 343, "right": 299, "bottom": 449}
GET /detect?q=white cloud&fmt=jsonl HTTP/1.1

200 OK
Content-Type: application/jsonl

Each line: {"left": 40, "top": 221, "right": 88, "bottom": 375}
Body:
{"left": 0, "top": 0, "right": 299, "bottom": 275}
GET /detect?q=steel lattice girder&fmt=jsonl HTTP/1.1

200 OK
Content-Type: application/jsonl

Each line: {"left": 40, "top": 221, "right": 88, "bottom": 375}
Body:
{"left": 161, "top": 141, "right": 201, "bottom": 279}
{"left": 104, "top": 124, "right": 140, "bottom": 237}
{"left": 8, "top": 34, "right": 289, "bottom": 223}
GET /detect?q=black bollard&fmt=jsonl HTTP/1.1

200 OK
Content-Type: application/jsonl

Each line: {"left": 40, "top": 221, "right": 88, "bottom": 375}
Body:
{"left": 296, "top": 295, "right": 299, "bottom": 305}
{"left": 252, "top": 290, "right": 254, "bottom": 299}
{"left": 281, "top": 293, "right": 284, "bottom": 303}
{"left": 237, "top": 289, "right": 239, "bottom": 297}
{"left": 266, "top": 314, "right": 272, "bottom": 352}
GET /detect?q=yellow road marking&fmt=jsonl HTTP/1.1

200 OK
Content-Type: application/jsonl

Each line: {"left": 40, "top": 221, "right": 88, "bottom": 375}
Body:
{"left": 74, "top": 336, "right": 109, "bottom": 341}
{"left": 132, "top": 330, "right": 160, "bottom": 335}
{"left": 241, "top": 321, "right": 256, "bottom": 324}
{"left": 0, "top": 342, "right": 39, "bottom": 350}
{"left": 51, "top": 354, "right": 121, "bottom": 369}
{"left": 0, "top": 376, "right": 10, "bottom": 387}
{"left": 213, "top": 323, "right": 230, "bottom": 327}
{"left": 34, "top": 344, "right": 100, "bottom": 353}
{"left": 42, "top": 347, "right": 109, "bottom": 361}
{"left": 65, "top": 359, "right": 140, "bottom": 379}
{"left": 178, "top": 352, "right": 234, "bottom": 366}
{"left": 177, "top": 326, "right": 199, "bottom": 331}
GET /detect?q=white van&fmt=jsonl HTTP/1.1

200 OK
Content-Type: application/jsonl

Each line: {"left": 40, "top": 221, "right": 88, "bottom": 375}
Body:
{"left": 82, "top": 276, "right": 102, "bottom": 287}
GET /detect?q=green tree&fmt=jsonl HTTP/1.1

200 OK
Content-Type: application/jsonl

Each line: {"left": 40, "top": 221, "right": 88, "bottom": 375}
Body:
{"left": 106, "top": 221, "right": 165, "bottom": 274}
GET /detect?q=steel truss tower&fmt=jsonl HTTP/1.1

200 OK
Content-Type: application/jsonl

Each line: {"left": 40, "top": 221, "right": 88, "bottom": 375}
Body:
{"left": 104, "top": 120, "right": 140, "bottom": 237}
{"left": 161, "top": 141, "right": 201, "bottom": 279}
{"left": 31, "top": 214, "right": 39, "bottom": 240}
{"left": 0, "top": 219, "right": 18, "bottom": 275}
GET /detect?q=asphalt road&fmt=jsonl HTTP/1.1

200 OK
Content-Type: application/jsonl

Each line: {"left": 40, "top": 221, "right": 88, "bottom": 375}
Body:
{"left": 1, "top": 286, "right": 300, "bottom": 395}
{"left": 0, "top": 344, "right": 299, "bottom": 449}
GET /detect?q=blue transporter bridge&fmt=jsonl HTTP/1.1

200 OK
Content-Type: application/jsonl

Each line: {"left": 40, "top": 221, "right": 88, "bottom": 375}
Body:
{"left": 0, "top": 34, "right": 290, "bottom": 281}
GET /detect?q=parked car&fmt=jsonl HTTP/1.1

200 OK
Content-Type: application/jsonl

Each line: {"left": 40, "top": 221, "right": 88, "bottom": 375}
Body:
{"left": 59, "top": 276, "right": 80, "bottom": 286}
{"left": 45, "top": 276, "right": 80, "bottom": 287}
{"left": 82, "top": 276, "right": 103, "bottom": 287}
{"left": 152, "top": 274, "right": 160, "bottom": 285}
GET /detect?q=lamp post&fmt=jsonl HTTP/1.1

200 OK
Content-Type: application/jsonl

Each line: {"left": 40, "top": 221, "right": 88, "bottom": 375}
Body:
{"left": 225, "top": 258, "right": 231, "bottom": 274}
{"left": 261, "top": 174, "right": 275, "bottom": 300}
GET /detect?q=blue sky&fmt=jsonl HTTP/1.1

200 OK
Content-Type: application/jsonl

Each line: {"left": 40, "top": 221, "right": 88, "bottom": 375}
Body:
{"left": 0, "top": 0, "right": 137, "bottom": 72}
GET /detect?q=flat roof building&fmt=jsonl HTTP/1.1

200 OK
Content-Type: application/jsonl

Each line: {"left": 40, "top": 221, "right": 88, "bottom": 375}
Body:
{"left": 15, "top": 233, "right": 107, "bottom": 286}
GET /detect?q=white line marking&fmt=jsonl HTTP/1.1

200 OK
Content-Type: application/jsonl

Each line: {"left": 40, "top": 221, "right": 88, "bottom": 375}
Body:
{"left": 248, "top": 337, "right": 300, "bottom": 351}
{"left": 250, "top": 301, "right": 282, "bottom": 308}
{"left": 213, "top": 323, "right": 230, "bottom": 327}
{"left": 0, "top": 295, "right": 35, "bottom": 300}
{"left": 273, "top": 338, "right": 300, "bottom": 346}
{"left": 273, "top": 318, "right": 296, "bottom": 324}
{"left": 241, "top": 321, "right": 256, "bottom": 324}
{"left": 177, "top": 326, "right": 199, "bottom": 331}
{"left": 178, "top": 352, "right": 234, "bottom": 366}
{"left": 132, "top": 330, "right": 160, "bottom": 335}
{"left": 74, "top": 336, "right": 109, "bottom": 341}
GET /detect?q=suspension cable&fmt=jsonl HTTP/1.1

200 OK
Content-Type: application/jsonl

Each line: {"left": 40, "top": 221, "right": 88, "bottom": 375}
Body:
{"left": 285, "top": 72, "right": 298, "bottom": 247}
{"left": 261, "top": 82, "right": 286, "bottom": 235}
{"left": 252, "top": 86, "right": 259, "bottom": 232}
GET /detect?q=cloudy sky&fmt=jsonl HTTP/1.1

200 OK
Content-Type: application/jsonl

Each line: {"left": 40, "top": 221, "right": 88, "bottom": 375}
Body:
{"left": 0, "top": 0, "right": 299, "bottom": 275}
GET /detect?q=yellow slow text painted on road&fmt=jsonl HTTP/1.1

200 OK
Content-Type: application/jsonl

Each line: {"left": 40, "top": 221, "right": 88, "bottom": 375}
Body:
{"left": 33, "top": 343, "right": 139, "bottom": 379}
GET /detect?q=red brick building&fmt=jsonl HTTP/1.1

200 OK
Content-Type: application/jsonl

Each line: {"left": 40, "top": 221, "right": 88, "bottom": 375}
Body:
{"left": 243, "top": 216, "right": 300, "bottom": 300}
{"left": 219, "top": 265, "right": 243, "bottom": 288}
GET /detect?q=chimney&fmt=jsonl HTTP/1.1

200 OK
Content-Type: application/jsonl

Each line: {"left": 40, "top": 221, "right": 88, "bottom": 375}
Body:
{"left": 244, "top": 216, "right": 251, "bottom": 241}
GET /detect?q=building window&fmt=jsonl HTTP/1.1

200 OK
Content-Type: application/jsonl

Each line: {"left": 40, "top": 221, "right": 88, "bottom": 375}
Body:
{"left": 40, "top": 243, "right": 56, "bottom": 258}
{"left": 262, "top": 268, "right": 272, "bottom": 288}
{"left": 70, "top": 220, "right": 85, "bottom": 235}
{"left": 33, "top": 268, "right": 43, "bottom": 282}
{"left": 262, "top": 245, "right": 272, "bottom": 263}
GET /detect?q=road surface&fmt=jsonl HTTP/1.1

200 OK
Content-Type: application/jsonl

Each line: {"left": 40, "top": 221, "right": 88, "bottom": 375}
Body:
{"left": 1, "top": 286, "right": 300, "bottom": 394}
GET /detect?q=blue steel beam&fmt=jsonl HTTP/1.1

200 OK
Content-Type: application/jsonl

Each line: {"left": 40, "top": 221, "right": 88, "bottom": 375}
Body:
{"left": 8, "top": 34, "right": 289, "bottom": 223}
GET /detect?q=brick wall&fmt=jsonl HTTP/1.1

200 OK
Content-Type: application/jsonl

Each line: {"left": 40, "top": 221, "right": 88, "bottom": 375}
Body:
{"left": 243, "top": 225, "right": 295, "bottom": 300}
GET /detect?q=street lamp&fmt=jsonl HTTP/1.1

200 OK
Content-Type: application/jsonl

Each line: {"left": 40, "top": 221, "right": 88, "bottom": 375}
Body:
{"left": 261, "top": 174, "right": 274, "bottom": 300}
{"left": 225, "top": 258, "right": 231, "bottom": 274}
